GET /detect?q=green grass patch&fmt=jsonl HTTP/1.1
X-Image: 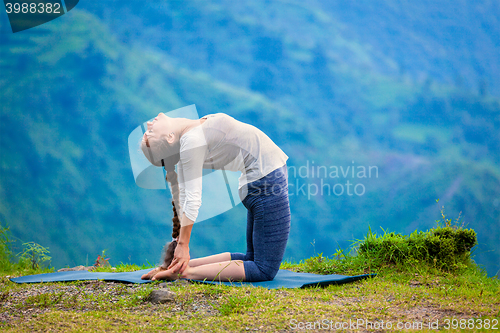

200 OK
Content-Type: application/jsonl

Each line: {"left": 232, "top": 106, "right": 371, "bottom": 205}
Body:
{"left": 91, "top": 263, "right": 154, "bottom": 273}
{"left": 289, "top": 208, "right": 478, "bottom": 278}
{"left": 0, "top": 219, "right": 498, "bottom": 332}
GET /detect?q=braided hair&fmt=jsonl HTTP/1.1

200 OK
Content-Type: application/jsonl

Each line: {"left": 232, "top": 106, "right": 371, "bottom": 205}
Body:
{"left": 160, "top": 167, "right": 181, "bottom": 269}
{"left": 140, "top": 133, "right": 182, "bottom": 270}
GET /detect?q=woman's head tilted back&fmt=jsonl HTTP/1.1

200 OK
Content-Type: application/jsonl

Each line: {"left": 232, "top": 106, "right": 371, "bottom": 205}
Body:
{"left": 140, "top": 112, "right": 181, "bottom": 170}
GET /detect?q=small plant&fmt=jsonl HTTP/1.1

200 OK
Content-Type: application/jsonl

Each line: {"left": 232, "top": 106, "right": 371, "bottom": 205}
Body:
{"left": 435, "top": 199, "right": 465, "bottom": 229}
{"left": 18, "top": 242, "right": 52, "bottom": 270}
{"left": 94, "top": 250, "right": 111, "bottom": 267}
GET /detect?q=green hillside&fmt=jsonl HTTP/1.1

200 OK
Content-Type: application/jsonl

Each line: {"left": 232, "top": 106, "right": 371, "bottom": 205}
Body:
{"left": 0, "top": 10, "right": 313, "bottom": 268}
{"left": 1, "top": 2, "right": 499, "bottom": 275}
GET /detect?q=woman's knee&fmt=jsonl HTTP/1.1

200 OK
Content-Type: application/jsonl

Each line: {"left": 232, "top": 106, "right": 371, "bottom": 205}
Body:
{"left": 244, "top": 260, "right": 281, "bottom": 282}
{"left": 260, "top": 264, "right": 280, "bottom": 281}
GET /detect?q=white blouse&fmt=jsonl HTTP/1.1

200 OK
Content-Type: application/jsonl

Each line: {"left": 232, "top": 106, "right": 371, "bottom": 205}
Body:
{"left": 176, "top": 113, "right": 288, "bottom": 223}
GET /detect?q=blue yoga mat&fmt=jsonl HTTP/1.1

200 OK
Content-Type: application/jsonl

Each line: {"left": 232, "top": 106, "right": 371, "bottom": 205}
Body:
{"left": 10, "top": 269, "right": 375, "bottom": 289}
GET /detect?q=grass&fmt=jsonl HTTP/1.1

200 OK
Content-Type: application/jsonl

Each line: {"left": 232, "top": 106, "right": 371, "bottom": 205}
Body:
{"left": 0, "top": 221, "right": 499, "bottom": 332}
{"left": 1, "top": 272, "right": 498, "bottom": 332}
{"left": 91, "top": 263, "right": 153, "bottom": 273}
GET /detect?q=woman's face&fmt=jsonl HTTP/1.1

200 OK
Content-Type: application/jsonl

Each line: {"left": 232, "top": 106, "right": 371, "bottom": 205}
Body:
{"left": 143, "top": 112, "right": 170, "bottom": 148}
{"left": 141, "top": 112, "right": 178, "bottom": 166}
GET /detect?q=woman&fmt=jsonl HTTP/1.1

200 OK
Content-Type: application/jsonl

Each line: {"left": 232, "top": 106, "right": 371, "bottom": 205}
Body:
{"left": 140, "top": 112, "right": 290, "bottom": 282}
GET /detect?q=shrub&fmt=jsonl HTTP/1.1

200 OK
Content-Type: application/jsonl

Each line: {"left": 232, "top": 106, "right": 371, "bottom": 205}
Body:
{"left": 0, "top": 223, "right": 53, "bottom": 274}
{"left": 18, "top": 242, "right": 52, "bottom": 270}
{"left": 357, "top": 224, "right": 477, "bottom": 272}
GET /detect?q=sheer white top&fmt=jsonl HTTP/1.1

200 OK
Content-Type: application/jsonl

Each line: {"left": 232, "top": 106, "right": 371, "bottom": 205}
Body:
{"left": 177, "top": 113, "right": 288, "bottom": 223}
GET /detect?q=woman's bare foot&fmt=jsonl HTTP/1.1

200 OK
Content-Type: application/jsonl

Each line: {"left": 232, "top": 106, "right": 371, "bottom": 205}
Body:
{"left": 151, "top": 267, "right": 183, "bottom": 281}
{"left": 141, "top": 267, "right": 166, "bottom": 280}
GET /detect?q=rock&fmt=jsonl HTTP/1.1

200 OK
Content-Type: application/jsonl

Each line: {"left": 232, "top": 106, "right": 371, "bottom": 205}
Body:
{"left": 57, "top": 265, "right": 95, "bottom": 272}
{"left": 147, "top": 289, "right": 176, "bottom": 304}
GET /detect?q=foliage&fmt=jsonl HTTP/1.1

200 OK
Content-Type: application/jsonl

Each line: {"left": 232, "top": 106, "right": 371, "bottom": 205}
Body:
{"left": 17, "top": 242, "right": 52, "bottom": 270}
{"left": 0, "top": 224, "right": 53, "bottom": 274}
{"left": 0, "top": 225, "right": 15, "bottom": 272}
{"left": 94, "top": 250, "right": 111, "bottom": 268}
{"left": 356, "top": 225, "right": 477, "bottom": 272}
{"left": 295, "top": 214, "right": 478, "bottom": 277}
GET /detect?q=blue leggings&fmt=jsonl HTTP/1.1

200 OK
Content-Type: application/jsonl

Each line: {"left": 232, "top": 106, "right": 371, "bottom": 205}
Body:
{"left": 231, "top": 164, "right": 291, "bottom": 281}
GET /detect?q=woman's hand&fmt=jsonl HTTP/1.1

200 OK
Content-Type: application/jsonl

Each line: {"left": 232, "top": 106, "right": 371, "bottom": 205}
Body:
{"left": 168, "top": 242, "right": 190, "bottom": 274}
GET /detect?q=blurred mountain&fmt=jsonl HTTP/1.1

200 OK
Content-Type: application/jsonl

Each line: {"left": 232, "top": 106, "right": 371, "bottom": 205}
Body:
{"left": 1, "top": 1, "right": 499, "bottom": 275}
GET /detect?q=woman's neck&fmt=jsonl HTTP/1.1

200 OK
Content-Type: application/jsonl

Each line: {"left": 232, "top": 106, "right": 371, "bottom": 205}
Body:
{"left": 178, "top": 118, "right": 206, "bottom": 137}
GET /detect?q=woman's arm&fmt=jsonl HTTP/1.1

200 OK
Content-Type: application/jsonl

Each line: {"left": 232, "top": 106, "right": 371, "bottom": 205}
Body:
{"left": 176, "top": 157, "right": 190, "bottom": 219}
{"left": 167, "top": 132, "right": 207, "bottom": 274}
{"left": 176, "top": 132, "right": 207, "bottom": 223}
{"left": 141, "top": 212, "right": 194, "bottom": 281}
{"left": 168, "top": 213, "right": 194, "bottom": 274}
